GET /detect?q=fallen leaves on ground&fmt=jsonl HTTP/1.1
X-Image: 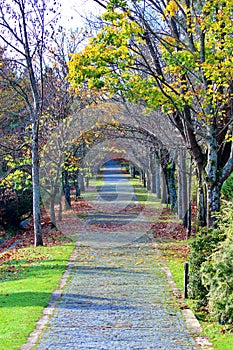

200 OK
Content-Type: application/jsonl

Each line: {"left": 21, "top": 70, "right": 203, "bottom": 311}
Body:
{"left": 0, "top": 209, "right": 70, "bottom": 267}
{"left": 0, "top": 198, "right": 196, "bottom": 268}
{"left": 151, "top": 208, "right": 195, "bottom": 241}
{"left": 72, "top": 197, "right": 94, "bottom": 214}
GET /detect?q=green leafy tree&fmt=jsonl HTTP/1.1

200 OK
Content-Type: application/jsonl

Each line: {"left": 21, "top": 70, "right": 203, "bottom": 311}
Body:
{"left": 67, "top": 0, "right": 233, "bottom": 227}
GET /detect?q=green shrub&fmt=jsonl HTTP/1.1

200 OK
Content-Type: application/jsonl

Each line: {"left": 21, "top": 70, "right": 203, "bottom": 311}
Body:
{"left": 221, "top": 172, "right": 233, "bottom": 200}
{"left": 188, "top": 228, "right": 226, "bottom": 305}
{"left": 201, "top": 236, "right": 233, "bottom": 325}
{"left": 216, "top": 200, "right": 233, "bottom": 235}
{"left": 0, "top": 187, "right": 32, "bottom": 231}
{"left": 201, "top": 202, "right": 233, "bottom": 325}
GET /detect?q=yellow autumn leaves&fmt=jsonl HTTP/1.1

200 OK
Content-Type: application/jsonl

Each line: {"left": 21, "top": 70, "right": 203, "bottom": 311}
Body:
{"left": 165, "top": 0, "right": 178, "bottom": 17}
{"left": 67, "top": 1, "right": 233, "bottom": 129}
{"left": 67, "top": 10, "right": 142, "bottom": 93}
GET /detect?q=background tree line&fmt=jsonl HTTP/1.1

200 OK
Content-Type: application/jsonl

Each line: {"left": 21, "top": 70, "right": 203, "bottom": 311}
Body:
{"left": 0, "top": 0, "right": 232, "bottom": 327}
{"left": 0, "top": 0, "right": 232, "bottom": 240}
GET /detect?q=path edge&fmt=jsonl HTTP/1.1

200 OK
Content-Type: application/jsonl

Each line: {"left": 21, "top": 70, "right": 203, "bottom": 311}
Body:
{"left": 20, "top": 245, "right": 78, "bottom": 350}
{"left": 21, "top": 240, "right": 214, "bottom": 350}
{"left": 162, "top": 263, "right": 214, "bottom": 350}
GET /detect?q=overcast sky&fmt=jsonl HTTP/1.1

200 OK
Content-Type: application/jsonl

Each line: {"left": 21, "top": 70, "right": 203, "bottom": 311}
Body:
{"left": 59, "top": 0, "right": 104, "bottom": 29}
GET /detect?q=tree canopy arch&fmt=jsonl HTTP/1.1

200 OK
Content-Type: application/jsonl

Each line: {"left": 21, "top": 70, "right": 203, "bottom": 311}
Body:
{"left": 67, "top": 0, "right": 233, "bottom": 227}
{"left": 40, "top": 102, "right": 179, "bottom": 225}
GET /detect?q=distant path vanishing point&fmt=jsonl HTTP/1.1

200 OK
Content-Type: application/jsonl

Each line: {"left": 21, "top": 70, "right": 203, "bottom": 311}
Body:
{"left": 35, "top": 161, "right": 198, "bottom": 350}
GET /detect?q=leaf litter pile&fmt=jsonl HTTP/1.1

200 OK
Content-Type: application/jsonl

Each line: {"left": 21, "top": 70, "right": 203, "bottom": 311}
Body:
{"left": 0, "top": 208, "right": 71, "bottom": 280}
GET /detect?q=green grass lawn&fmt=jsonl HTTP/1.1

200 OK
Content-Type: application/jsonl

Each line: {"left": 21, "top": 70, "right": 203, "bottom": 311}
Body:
{"left": 158, "top": 239, "right": 191, "bottom": 290}
{"left": 158, "top": 239, "right": 233, "bottom": 350}
{"left": 81, "top": 175, "right": 104, "bottom": 201}
{"left": 0, "top": 243, "right": 75, "bottom": 350}
{"left": 130, "top": 177, "right": 163, "bottom": 209}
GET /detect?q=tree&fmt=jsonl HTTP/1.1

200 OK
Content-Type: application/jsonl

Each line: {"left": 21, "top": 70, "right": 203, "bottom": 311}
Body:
{"left": 0, "top": 0, "right": 60, "bottom": 245}
{"left": 43, "top": 27, "right": 87, "bottom": 122}
{"left": 67, "top": 0, "right": 233, "bottom": 227}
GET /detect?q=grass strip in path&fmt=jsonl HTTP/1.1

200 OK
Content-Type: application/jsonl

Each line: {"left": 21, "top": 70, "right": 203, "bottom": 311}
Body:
{"left": 0, "top": 242, "right": 75, "bottom": 350}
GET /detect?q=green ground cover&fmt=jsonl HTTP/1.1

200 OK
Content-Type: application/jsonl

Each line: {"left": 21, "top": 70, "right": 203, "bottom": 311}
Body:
{"left": 0, "top": 243, "right": 75, "bottom": 350}
{"left": 130, "top": 177, "right": 162, "bottom": 209}
{"left": 158, "top": 239, "right": 233, "bottom": 350}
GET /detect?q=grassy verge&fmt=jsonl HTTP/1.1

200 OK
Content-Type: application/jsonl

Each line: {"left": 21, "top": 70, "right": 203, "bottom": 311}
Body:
{"left": 85, "top": 171, "right": 160, "bottom": 208}
{"left": 130, "top": 177, "right": 149, "bottom": 204}
{"left": 158, "top": 239, "right": 233, "bottom": 350}
{"left": 0, "top": 242, "right": 75, "bottom": 350}
{"left": 158, "top": 239, "right": 190, "bottom": 291}
{"left": 88, "top": 174, "right": 104, "bottom": 189}
{"left": 82, "top": 174, "right": 104, "bottom": 201}
{"left": 130, "top": 177, "right": 162, "bottom": 209}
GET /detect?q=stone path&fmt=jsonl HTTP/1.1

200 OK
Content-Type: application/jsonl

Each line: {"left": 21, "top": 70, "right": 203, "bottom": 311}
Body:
{"left": 35, "top": 161, "right": 198, "bottom": 349}
{"left": 75, "top": 161, "right": 156, "bottom": 248}
{"left": 36, "top": 245, "right": 197, "bottom": 350}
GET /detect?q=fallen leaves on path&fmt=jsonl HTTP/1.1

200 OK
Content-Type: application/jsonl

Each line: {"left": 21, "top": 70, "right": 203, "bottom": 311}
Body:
{"left": 0, "top": 197, "right": 196, "bottom": 267}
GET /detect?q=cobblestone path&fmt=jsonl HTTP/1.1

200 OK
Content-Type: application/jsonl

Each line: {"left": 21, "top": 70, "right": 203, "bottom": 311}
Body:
{"left": 36, "top": 161, "right": 198, "bottom": 349}
{"left": 36, "top": 244, "right": 197, "bottom": 350}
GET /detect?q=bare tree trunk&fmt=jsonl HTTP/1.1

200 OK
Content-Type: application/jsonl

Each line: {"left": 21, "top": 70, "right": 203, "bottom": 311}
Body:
{"left": 185, "top": 156, "right": 193, "bottom": 238}
{"left": 177, "top": 159, "right": 183, "bottom": 220}
{"left": 32, "top": 122, "right": 42, "bottom": 246}
{"left": 206, "top": 126, "right": 220, "bottom": 227}
{"left": 58, "top": 185, "right": 63, "bottom": 221}
{"left": 181, "top": 150, "right": 188, "bottom": 218}
{"left": 50, "top": 194, "right": 56, "bottom": 227}
{"left": 63, "top": 170, "right": 71, "bottom": 209}
{"left": 197, "top": 177, "right": 207, "bottom": 227}
{"left": 178, "top": 149, "right": 188, "bottom": 220}
{"left": 146, "top": 170, "right": 151, "bottom": 191}
{"left": 150, "top": 152, "right": 156, "bottom": 193}
{"left": 160, "top": 167, "right": 166, "bottom": 203}
{"left": 151, "top": 172, "right": 156, "bottom": 193}
{"left": 155, "top": 159, "right": 161, "bottom": 198}
{"left": 167, "top": 161, "right": 177, "bottom": 211}
{"left": 130, "top": 165, "right": 136, "bottom": 178}
{"left": 140, "top": 169, "right": 143, "bottom": 183}
{"left": 85, "top": 177, "right": 89, "bottom": 188}
{"left": 79, "top": 173, "right": 85, "bottom": 192}
{"left": 74, "top": 171, "right": 81, "bottom": 200}
{"left": 142, "top": 170, "right": 147, "bottom": 188}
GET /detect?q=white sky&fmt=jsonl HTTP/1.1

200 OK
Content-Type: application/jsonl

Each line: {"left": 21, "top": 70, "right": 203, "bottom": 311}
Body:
{"left": 59, "top": 0, "right": 104, "bottom": 29}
